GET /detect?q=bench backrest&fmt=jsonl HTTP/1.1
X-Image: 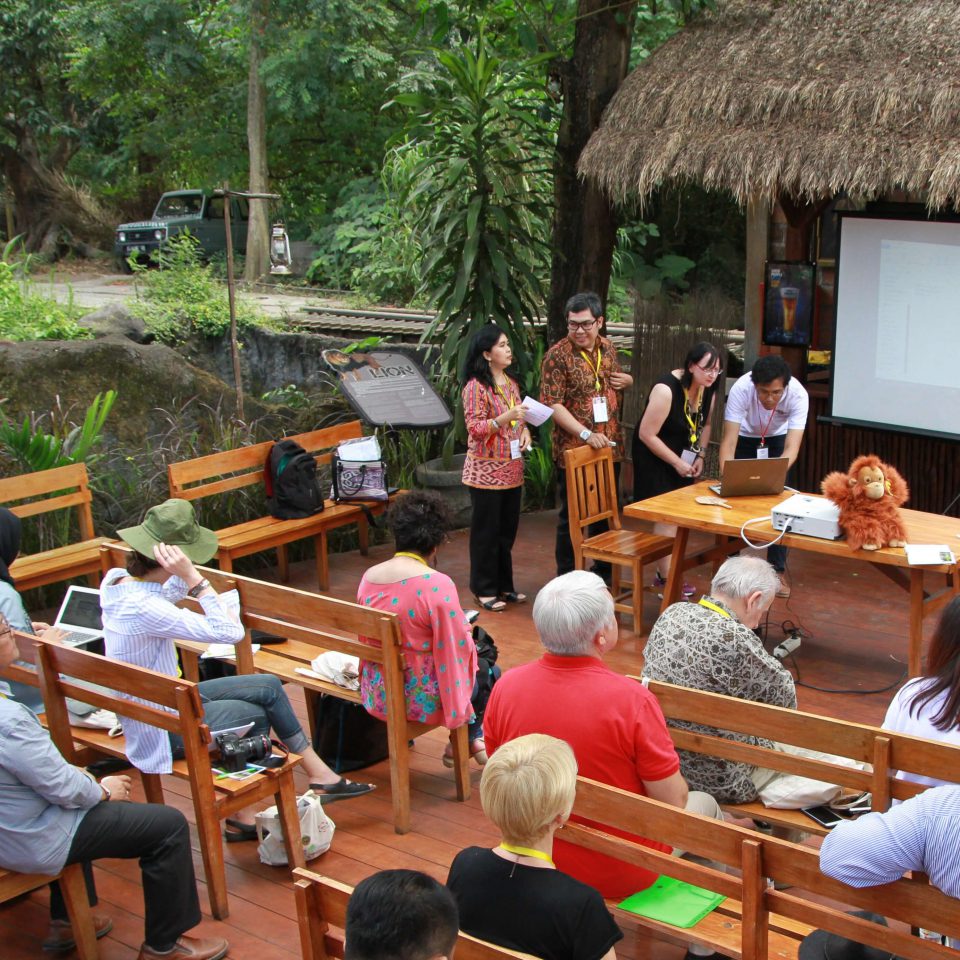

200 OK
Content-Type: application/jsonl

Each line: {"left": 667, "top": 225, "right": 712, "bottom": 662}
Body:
{"left": 645, "top": 678, "right": 960, "bottom": 808}
{"left": 567, "top": 775, "right": 960, "bottom": 960}
{"left": 0, "top": 463, "right": 96, "bottom": 540}
{"left": 292, "top": 868, "right": 536, "bottom": 960}
{"left": 167, "top": 420, "right": 363, "bottom": 503}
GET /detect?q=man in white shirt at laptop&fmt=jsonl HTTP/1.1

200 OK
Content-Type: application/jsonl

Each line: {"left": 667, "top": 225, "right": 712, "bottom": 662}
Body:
{"left": 719, "top": 355, "right": 809, "bottom": 581}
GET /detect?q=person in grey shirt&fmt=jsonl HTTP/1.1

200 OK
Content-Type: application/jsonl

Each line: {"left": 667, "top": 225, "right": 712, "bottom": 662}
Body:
{"left": 0, "top": 614, "right": 229, "bottom": 960}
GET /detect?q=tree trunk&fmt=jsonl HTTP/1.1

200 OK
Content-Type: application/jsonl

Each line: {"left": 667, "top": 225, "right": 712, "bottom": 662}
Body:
{"left": 546, "top": 1, "right": 637, "bottom": 344}
{"left": 244, "top": 0, "right": 271, "bottom": 284}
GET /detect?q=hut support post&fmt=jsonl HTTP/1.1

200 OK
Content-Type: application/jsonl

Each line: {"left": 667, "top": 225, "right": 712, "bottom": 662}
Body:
{"left": 743, "top": 193, "right": 769, "bottom": 368}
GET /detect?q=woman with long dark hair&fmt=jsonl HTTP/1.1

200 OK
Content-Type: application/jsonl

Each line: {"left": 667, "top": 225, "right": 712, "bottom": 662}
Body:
{"left": 460, "top": 325, "right": 532, "bottom": 612}
{"left": 632, "top": 341, "right": 722, "bottom": 597}
{"left": 883, "top": 595, "right": 960, "bottom": 787}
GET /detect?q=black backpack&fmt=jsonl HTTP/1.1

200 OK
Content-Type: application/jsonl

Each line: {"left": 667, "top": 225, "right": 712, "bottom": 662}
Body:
{"left": 264, "top": 439, "right": 325, "bottom": 519}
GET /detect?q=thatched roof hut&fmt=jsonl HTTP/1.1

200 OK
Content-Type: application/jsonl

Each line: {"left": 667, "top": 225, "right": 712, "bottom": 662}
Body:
{"left": 579, "top": 0, "right": 960, "bottom": 209}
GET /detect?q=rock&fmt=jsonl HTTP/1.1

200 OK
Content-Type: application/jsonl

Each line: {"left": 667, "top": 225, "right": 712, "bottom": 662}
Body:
{"left": 78, "top": 303, "right": 152, "bottom": 343}
{"left": 415, "top": 454, "right": 471, "bottom": 529}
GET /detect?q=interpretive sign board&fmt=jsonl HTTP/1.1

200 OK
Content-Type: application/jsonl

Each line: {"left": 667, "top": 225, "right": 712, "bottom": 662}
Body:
{"left": 321, "top": 349, "right": 452, "bottom": 427}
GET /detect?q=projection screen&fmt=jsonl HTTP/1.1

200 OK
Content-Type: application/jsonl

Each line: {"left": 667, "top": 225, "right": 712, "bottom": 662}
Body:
{"left": 831, "top": 213, "right": 960, "bottom": 440}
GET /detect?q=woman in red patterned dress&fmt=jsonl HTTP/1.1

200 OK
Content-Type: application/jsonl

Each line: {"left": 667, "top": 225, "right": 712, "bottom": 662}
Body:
{"left": 461, "top": 326, "right": 532, "bottom": 612}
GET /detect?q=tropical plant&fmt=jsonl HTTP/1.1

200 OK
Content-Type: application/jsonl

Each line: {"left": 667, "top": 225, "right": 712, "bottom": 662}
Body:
{"left": 132, "top": 235, "right": 267, "bottom": 343}
{"left": 389, "top": 35, "right": 555, "bottom": 385}
{"left": 0, "top": 390, "right": 116, "bottom": 473}
{"left": 0, "top": 239, "right": 90, "bottom": 342}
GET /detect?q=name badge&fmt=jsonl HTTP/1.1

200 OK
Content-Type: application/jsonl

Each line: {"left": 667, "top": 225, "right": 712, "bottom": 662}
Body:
{"left": 680, "top": 448, "right": 698, "bottom": 466}
{"left": 510, "top": 438, "right": 521, "bottom": 460}
{"left": 756, "top": 446, "right": 769, "bottom": 459}
{"left": 592, "top": 395, "right": 609, "bottom": 423}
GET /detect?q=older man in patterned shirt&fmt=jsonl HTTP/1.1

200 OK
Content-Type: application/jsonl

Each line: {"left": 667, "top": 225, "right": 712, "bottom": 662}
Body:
{"left": 642, "top": 556, "right": 795, "bottom": 803}
{"left": 540, "top": 292, "right": 632, "bottom": 577}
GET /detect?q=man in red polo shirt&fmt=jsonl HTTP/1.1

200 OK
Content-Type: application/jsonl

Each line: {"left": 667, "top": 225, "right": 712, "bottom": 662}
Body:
{"left": 484, "top": 570, "right": 723, "bottom": 901}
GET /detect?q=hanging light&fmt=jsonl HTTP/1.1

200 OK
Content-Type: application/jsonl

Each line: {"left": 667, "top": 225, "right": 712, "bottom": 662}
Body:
{"left": 269, "top": 221, "right": 292, "bottom": 275}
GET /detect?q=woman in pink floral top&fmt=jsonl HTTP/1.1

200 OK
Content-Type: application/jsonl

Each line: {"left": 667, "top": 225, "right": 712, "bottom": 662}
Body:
{"left": 358, "top": 491, "right": 490, "bottom": 765}
{"left": 461, "top": 325, "right": 532, "bottom": 612}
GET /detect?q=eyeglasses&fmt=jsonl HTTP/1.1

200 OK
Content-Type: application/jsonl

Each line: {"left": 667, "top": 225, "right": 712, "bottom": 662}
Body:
{"left": 757, "top": 387, "right": 785, "bottom": 399}
{"left": 696, "top": 364, "right": 721, "bottom": 377}
{"left": 567, "top": 319, "right": 598, "bottom": 331}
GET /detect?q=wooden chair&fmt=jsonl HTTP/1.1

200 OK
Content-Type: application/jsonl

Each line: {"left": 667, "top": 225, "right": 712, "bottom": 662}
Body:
{"left": 564, "top": 445, "right": 673, "bottom": 631}
{"left": 0, "top": 865, "right": 98, "bottom": 959}
{"left": 1, "top": 463, "right": 111, "bottom": 592}
{"left": 30, "top": 633, "right": 306, "bottom": 920}
{"left": 292, "top": 868, "right": 537, "bottom": 960}
{"left": 99, "top": 543, "right": 472, "bottom": 836}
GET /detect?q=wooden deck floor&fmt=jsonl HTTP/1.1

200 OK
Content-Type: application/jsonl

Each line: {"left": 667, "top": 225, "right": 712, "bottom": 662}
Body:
{"left": 2, "top": 508, "right": 935, "bottom": 959}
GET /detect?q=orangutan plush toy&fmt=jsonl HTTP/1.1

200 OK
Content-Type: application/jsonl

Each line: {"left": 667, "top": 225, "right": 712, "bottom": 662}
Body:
{"left": 821, "top": 455, "right": 909, "bottom": 551}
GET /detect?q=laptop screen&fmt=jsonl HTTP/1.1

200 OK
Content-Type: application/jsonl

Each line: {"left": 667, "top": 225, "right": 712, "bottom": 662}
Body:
{"left": 60, "top": 589, "right": 103, "bottom": 631}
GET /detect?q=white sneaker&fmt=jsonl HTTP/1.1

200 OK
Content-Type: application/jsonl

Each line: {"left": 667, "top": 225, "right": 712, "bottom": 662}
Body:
{"left": 70, "top": 709, "right": 118, "bottom": 730}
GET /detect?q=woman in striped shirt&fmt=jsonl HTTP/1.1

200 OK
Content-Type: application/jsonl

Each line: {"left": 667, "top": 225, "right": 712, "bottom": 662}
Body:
{"left": 461, "top": 326, "right": 532, "bottom": 612}
{"left": 102, "top": 498, "right": 374, "bottom": 841}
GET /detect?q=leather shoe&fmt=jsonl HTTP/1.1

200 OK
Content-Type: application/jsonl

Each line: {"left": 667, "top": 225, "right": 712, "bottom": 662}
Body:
{"left": 43, "top": 913, "right": 113, "bottom": 951}
{"left": 138, "top": 935, "right": 230, "bottom": 960}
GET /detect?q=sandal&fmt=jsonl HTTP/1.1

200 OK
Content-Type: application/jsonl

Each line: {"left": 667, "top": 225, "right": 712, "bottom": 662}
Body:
{"left": 475, "top": 595, "right": 506, "bottom": 612}
{"left": 309, "top": 777, "right": 376, "bottom": 804}
{"left": 499, "top": 591, "right": 527, "bottom": 604}
{"left": 442, "top": 738, "right": 488, "bottom": 768}
{"left": 223, "top": 818, "right": 258, "bottom": 842}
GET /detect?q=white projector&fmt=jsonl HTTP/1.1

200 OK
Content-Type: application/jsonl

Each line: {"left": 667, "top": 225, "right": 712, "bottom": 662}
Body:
{"left": 771, "top": 494, "right": 842, "bottom": 541}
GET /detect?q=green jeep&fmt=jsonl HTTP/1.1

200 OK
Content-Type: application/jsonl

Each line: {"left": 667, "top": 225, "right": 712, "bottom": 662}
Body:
{"left": 114, "top": 190, "right": 249, "bottom": 269}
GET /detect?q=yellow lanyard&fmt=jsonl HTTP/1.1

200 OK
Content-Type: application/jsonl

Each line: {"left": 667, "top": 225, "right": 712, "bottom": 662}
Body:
{"left": 579, "top": 348, "right": 603, "bottom": 393}
{"left": 394, "top": 551, "right": 429, "bottom": 566}
{"left": 494, "top": 379, "right": 517, "bottom": 428}
{"left": 698, "top": 597, "right": 731, "bottom": 619}
{"left": 683, "top": 389, "right": 703, "bottom": 449}
{"left": 498, "top": 843, "right": 555, "bottom": 866}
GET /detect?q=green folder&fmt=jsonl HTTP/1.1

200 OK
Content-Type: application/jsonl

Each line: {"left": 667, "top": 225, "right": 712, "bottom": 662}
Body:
{"left": 618, "top": 876, "right": 726, "bottom": 928}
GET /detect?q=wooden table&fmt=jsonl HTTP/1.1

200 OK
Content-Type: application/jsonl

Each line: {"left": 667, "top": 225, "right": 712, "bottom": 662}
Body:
{"left": 624, "top": 481, "right": 960, "bottom": 676}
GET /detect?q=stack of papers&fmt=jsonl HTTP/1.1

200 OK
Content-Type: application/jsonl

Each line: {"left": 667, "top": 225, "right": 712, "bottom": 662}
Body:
{"left": 904, "top": 544, "right": 956, "bottom": 566}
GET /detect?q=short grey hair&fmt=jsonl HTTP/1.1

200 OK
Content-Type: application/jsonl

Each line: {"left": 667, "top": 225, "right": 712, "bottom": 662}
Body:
{"left": 532, "top": 571, "right": 614, "bottom": 655}
{"left": 710, "top": 556, "right": 780, "bottom": 604}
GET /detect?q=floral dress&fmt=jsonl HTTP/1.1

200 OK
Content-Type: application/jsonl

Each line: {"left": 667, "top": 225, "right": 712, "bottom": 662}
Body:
{"left": 357, "top": 570, "right": 478, "bottom": 728}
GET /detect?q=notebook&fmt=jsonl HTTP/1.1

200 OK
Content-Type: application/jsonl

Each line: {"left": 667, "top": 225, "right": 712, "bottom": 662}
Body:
{"left": 709, "top": 456, "right": 789, "bottom": 498}
{"left": 53, "top": 585, "right": 104, "bottom": 647}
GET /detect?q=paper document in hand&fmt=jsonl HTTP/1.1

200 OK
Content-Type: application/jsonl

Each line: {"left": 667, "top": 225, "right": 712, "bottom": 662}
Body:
{"left": 201, "top": 643, "right": 261, "bottom": 660}
{"left": 905, "top": 544, "right": 956, "bottom": 565}
{"left": 521, "top": 396, "right": 554, "bottom": 427}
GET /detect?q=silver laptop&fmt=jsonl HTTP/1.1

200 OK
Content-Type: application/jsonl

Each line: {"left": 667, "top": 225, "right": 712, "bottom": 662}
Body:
{"left": 53, "top": 585, "right": 104, "bottom": 647}
{"left": 709, "top": 456, "right": 789, "bottom": 498}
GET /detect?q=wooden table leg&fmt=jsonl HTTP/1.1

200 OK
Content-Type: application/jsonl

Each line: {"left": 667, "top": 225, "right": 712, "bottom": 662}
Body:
{"left": 661, "top": 528, "right": 689, "bottom": 613}
{"left": 909, "top": 568, "right": 924, "bottom": 677}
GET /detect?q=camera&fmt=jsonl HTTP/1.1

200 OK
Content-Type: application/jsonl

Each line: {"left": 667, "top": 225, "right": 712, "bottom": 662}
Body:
{"left": 215, "top": 731, "right": 271, "bottom": 772}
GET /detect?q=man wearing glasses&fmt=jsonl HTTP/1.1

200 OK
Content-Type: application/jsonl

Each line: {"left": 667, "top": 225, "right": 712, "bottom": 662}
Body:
{"left": 718, "top": 354, "right": 810, "bottom": 581}
{"left": 541, "top": 292, "right": 633, "bottom": 577}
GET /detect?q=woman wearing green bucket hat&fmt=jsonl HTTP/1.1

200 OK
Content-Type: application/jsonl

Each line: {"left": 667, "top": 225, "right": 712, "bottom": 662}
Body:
{"left": 102, "top": 498, "right": 374, "bottom": 840}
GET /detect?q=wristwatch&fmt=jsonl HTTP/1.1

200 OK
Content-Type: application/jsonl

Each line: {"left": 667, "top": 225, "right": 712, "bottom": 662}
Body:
{"left": 187, "top": 578, "right": 210, "bottom": 599}
{"left": 100, "top": 782, "right": 111, "bottom": 802}
{"left": 579, "top": 429, "right": 592, "bottom": 441}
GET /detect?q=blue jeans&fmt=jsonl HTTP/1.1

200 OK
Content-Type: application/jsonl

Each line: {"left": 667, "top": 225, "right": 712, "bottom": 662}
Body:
{"left": 169, "top": 674, "right": 310, "bottom": 758}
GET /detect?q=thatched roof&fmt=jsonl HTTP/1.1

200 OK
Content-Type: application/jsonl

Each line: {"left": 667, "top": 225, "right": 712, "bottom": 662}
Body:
{"left": 579, "top": 0, "right": 960, "bottom": 209}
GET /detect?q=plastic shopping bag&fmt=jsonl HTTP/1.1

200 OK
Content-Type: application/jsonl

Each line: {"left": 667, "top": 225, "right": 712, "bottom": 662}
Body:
{"left": 256, "top": 790, "right": 335, "bottom": 866}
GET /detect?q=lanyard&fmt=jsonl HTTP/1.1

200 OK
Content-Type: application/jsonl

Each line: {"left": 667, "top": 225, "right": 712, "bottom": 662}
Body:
{"left": 755, "top": 391, "right": 780, "bottom": 447}
{"left": 394, "top": 551, "right": 429, "bottom": 566}
{"left": 498, "top": 843, "right": 555, "bottom": 866}
{"left": 683, "top": 389, "right": 703, "bottom": 449}
{"left": 579, "top": 348, "right": 603, "bottom": 393}
{"left": 698, "top": 597, "right": 731, "bottom": 619}
{"left": 494, "top": 379, "right": 517, "bottom": 428}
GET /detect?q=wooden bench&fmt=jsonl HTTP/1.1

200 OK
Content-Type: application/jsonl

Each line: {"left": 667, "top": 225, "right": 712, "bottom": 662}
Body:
{"left": 99, "top": 544, "right": 472, "bottom": 837}
{"left": 292, "top": 868, "right": 536, "bottom": 960}
{"left": 20, "top": 631, "right": 306, "bottom": 921}
{"left": 0, "top": 865, "right": 99, "bottom": 960}
{"left": 566, "top": 775, "right": 960, "bottom": 960}
{"left": 1, "top": 463, "right": 110, "bottom": 592}
{"left": 645, "top": 678, "right": 960, "bottom": 837}
{"left": 167, "top": 420, "right": 389, "bottom": 591}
